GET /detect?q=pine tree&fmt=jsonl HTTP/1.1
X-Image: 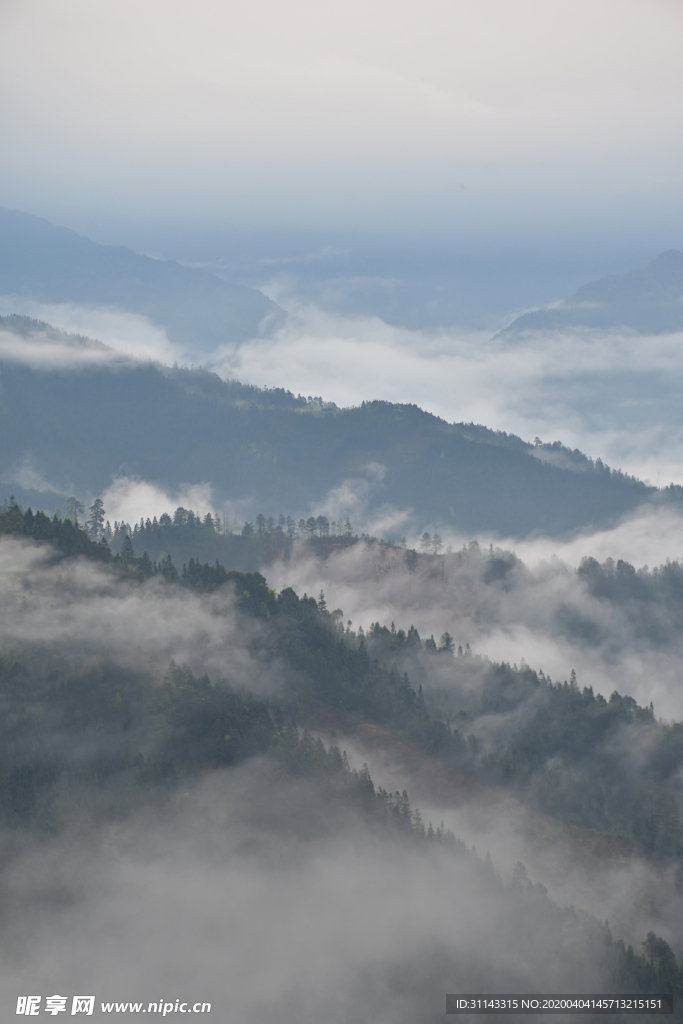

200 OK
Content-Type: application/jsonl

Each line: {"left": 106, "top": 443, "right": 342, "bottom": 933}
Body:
{"left": 120, "top": 534, "right": 135, "bottom": 563}
{"left": 88, "top": 498, "right": 105, "bottom": 538}
{"left": 138, "top": 551, "right": 153, "bottom": 579}
{"left": 439, "top": 631, "right": 454, "bottom": 654}
{"left": 67, "top": 497, "right": 85, "bottom": 525}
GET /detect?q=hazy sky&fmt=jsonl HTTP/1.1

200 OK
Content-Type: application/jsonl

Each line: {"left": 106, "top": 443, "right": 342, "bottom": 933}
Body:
{"left": 1, "top": 0, "right": 682, "bottom": 241}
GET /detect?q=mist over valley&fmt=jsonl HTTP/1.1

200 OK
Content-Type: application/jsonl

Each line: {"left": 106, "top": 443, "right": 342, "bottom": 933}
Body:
{"left": 3, "top": 1, "right": 683, "bottom": 1015}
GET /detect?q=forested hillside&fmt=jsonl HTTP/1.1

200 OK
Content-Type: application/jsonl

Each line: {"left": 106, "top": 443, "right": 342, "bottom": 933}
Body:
{"left": 5, "top": 500, "right": 683, "bottom": 867}
{"left": 0, "top": 317, "right": 668, "bottom": 537}
{"left": 1, "top": 513, "right": 683, "bottom": 1014}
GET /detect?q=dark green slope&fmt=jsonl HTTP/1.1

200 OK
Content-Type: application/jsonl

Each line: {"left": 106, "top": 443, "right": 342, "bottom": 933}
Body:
{"left": 0, "top": 345, "right": 657, "bottom": 536}
{"left": 0, "top": 207, "right": 285, "bottom": 351}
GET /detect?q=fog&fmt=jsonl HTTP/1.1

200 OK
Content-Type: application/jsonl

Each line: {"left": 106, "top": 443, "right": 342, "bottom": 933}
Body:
{"left": 0, "top": 765, "right": 621, "bottom": 1023}
{"left": 0, "top": 298, "right": 182, "bottom": 365}
{"left": 3, "top": 297, "right": 683, "bottom": 492}
{"left": 0, "top": 525, "right": 681, "bottom": 1019}
{"left": 213, "top": 307, "right": 683, "bottom": 485}
{"left": 0, "top": 537, "right": 272, "bottom": 691}
{"left": 339, "top": 733, "right": 683, "bottom": 954}
{"left": 0, "top": 321, "right": 126, "bottom": 372}
{"left": 101, "top": 478, "right": 218, "bottom": 528}
{"left": 264, "top": 522, "right": 683, "bottom": 721}
{"left": 2, "top": 308, "right": 683, "bottom": 1016}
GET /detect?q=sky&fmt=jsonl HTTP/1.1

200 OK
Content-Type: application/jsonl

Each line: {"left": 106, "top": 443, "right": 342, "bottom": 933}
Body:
{"left": 1, "top": 0, "right": 682, "bottom": 246}
{"left": 2, "top": 0, "right": 683, "bottom": 488}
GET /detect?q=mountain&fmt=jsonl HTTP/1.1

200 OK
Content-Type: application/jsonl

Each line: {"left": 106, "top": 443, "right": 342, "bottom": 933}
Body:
{"left": 0, "top": 316, "right": 666, "bottom": 538}
{"left": 1, "top": 512, "right": 681, "bottom": 1011}
{"left": 0, "top": 207, "right": 285, "bottom": 354}
{"left": 502, "top": 249, "right": 683, "bottom": 335}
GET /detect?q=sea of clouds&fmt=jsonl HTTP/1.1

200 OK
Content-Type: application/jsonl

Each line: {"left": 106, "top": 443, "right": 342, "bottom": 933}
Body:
{"left": 5, "top": 293, "right": 681, "bottom": 488}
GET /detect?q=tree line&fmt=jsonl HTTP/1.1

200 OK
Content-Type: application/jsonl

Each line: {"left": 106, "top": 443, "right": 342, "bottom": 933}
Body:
{"left": 5, "top": 496, "right": 683, "bottom": 863}
{"left": 4, "top": 500, "right": 683, "bottom": 1003}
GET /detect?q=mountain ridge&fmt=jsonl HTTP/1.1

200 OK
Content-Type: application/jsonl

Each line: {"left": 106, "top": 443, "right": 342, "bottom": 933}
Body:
{"left": 0, "top": 207, "right": 286, "bottom": 355}
{"left": 0, "top": 315, "right": 665, "bottom": 538}
{"left": 502, "top": 249, "right": 683, "bottom": 335}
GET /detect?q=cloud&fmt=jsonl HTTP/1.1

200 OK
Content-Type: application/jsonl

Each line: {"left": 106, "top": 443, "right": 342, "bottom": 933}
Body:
{"left": 505, "top": 504, "right": 683, "bottom": 569}
{"left": 0, "top": 534, "right": 293, "bottom": 702}
{"left": 264, "top": 514, "right": 683, "bottom": 720}
{"left": 0, "top": 534, "right": 680, "bottom": 1008}
{"left": 0, "top": 298, "right": 181, "bottom": 365}
{"left": 212, "top": 306, "right": 683, "bottom": 486}
{"left": 100, "top": 478, "right": 217, "bottom": 526}
{"left": 4, "top": 456, "right": 63, "bottom": 495}
{"left": 0, "top": 761, "right": 664, "bottom": 1021}
{"left": 306, "top": 462, "right": 413, "bottom": 540}
{"left": 0, "top": 323, "right": 124, "bottom": 372}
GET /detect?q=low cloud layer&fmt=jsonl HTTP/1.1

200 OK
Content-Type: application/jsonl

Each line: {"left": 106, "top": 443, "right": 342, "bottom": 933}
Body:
{"left": 0, "top": 298, "right": 182, "bottom": 365}
{"left": 3, "top": 302, "right": 683, "bottom": 494}
{"left": 0, "top": 530, "right": 680, "bottom": 1015}
{"left": 0, "top": 766, "right": 621, "bottom": 1023}
{"left": 214, "top": 305, "right": 683, "bottom": 486}
{"left": 0, "top": 537, "right": 272, "bottom": 690}
{"left": 0, "top": 322, "right": 124, "bottom": 372}
{"left": 100, "top": 478, "right": 218, "bottom": 527}
{"left": 265, "top": 518, "right": 683, "bottom": 721}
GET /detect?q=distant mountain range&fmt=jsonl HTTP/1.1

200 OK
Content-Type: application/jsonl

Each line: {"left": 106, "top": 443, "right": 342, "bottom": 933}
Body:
{"left": 0, "top": 207, "right": 285, "bottom": 355}
{"left": 502, "top": 249, "right": 683, "bottom": 335}
{"left": 0, "top": 316, "right": 672, "bottom": 538}
{"left": 4, "top": 207, "right": 681, "bottom": 345}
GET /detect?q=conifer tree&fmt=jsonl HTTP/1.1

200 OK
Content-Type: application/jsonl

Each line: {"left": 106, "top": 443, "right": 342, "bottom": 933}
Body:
{"left": 120, "top": 534, "right": 135, "bottom": 563}
{"left": 67, "top": 497, "right": 85, "bottom": 525}
{"left": 88, "top": 498, "right": 105, "bottom": 538}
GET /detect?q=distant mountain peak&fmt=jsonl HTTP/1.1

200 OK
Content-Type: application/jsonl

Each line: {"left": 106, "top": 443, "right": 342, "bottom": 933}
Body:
{"left": 648, "top": 248, "right": 683, "bottom": 267}
{"left": 501, "top": 249, "right": 683, "bottom": 336}
{"left": 0, "top": 207, "right": 287, "bottom": 358}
